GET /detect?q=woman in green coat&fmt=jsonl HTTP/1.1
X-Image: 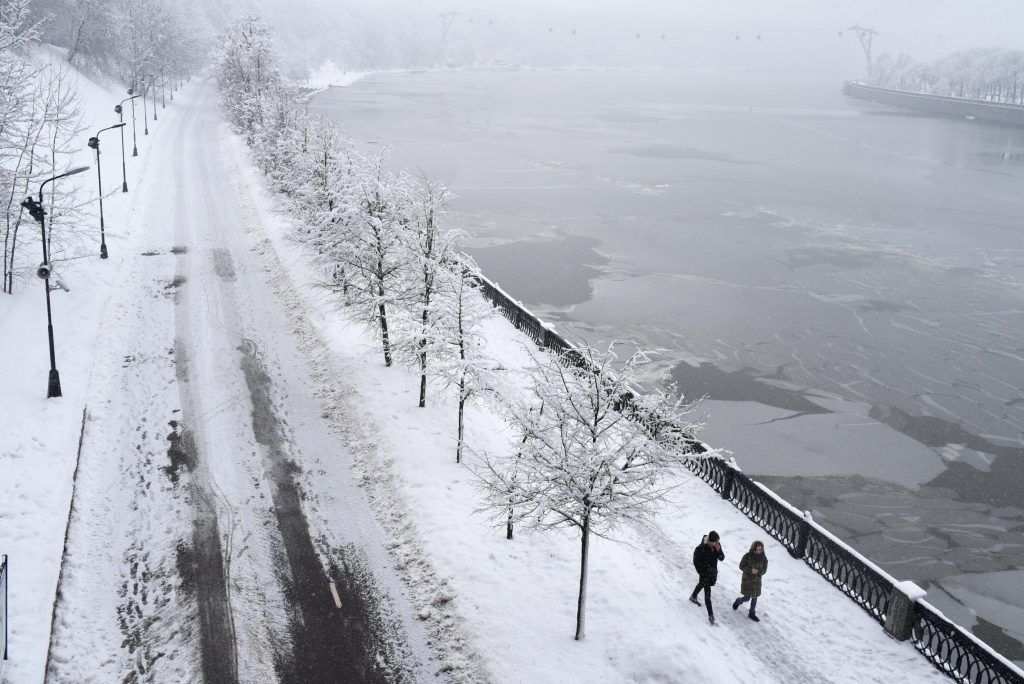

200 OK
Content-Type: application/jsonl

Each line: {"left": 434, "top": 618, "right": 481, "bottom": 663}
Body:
{"left": 732, "top": 540, "right": 767, "bottom": 622}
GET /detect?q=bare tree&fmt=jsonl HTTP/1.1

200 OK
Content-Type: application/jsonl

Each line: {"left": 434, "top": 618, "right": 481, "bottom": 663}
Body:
{"left": 475, "top": 343, "right": 707, "bottom": 640}
{"left": 328, "top": 151, "right": 412, "bottom": 367}
{"left": 430, "top": 255, "right": 496, "bottom": 462}
{"left": 2, "top": 9, "right": 84, "bottom": 294}
{"left": 392, "top": 177, "right": 466, "bottom": 407}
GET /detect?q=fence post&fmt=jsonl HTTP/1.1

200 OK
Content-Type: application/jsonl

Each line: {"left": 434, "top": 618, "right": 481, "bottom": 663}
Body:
{"left": 790, "top": 511, "right": 813, "bottom": 559}
{"left": 720, "top": 465, "right": 735, "bottom": 500}
{"left": 1, "top": 553, "right": 7, "bottom": 670}
{"left": 884, "top": 581, "right": 926, "bottom": 641}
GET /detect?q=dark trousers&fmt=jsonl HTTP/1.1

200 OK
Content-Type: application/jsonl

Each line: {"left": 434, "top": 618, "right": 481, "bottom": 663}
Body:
{"left": 737, "top": 595, "right": 758, "bottom": 613}
{"left": 692, "top": 579, "right": 714, "bottom": 616}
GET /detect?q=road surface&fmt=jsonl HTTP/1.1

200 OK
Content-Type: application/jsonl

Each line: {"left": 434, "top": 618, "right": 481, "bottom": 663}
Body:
{"left": 46, "top": 83, "right": 438, "bottom": 683}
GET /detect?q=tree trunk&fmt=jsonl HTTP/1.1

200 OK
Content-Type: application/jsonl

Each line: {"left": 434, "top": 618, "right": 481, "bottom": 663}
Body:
{"left": 456, "top": 385, "right": 465, "bottom": 464}
{"left": 575, "top": 514, "right": 590, "bottom": 641}
{"left": 378, "top": 301, "right": 392, "bottom": 367}
{"left": 377, "top": 262, "right": 392, "bottom": 366}
{"left": 66, "top": 16, "right": 89, "bottom": 64}
{"left": 418, "top": 308, "right": 429, "bottom": 407}
{"left": 506, "top": 501, "right": 514, "bottom": 540}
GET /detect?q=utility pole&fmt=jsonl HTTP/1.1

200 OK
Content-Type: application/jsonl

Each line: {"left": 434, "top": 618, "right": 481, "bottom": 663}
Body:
{"left": 847, "top": 24, "right": 878, "bottom": 78}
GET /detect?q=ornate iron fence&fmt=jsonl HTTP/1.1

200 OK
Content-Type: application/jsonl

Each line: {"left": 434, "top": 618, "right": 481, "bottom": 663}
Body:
{"left": 686, "top": 446, "right": 730, "bottom": 493}
{"left": 727, "top": 472, "right": 805, "bottom": 556}
{"left": 473, "top": 268, "right": 1024, "bottom": 683}
{"left": 802, "top": 526, "right": 891, "bottom": 625}
{"left": 913, "top": 601, "right": 1024, "bottom": 684}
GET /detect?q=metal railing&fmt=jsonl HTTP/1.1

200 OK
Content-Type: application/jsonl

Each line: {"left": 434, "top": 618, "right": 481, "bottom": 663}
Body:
{"left": 474, "top": 269, "right": 1024, "bottom": 684}
{"left": 1, "top": 554, "right": 7, "bottom": 675}
{"left": 913, "top": 601, "right": 1021, "bottom": 684}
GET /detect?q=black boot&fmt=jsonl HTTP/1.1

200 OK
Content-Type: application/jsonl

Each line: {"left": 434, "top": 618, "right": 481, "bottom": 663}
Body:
{"left": 689, "top": 595, "right": 702, "bottom": 607}
{"left": 708, "top": 613, "right": 716, "bottom": 625}
{"left": 748, "top": 612, "right": 760, "bottom": 622}
{"left": 732, "top": 598, "right": 741, "bottom": 611}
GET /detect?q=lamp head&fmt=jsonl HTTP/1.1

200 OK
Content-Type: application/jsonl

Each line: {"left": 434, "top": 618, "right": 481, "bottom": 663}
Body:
{"left": 21, "top": 196, "right": 45, "bottom": 223}
{"left": 114, "top": 104, "right": 123, "bottom": 114}
{"left": 87, "top": 136, "right": 99, "bottom": 150}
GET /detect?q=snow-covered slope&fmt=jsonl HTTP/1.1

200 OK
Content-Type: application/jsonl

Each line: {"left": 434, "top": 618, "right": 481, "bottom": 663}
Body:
{"left": 0, "top": 47, "right": 174, "bottom": 684}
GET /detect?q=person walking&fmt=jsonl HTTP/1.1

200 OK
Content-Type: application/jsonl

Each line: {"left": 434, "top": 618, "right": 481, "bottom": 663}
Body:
{"left": 690, "top": 530, "right": 725, "bottom": 624}
{"left": 733, "top": 540, "right": 768, "bottom": 622}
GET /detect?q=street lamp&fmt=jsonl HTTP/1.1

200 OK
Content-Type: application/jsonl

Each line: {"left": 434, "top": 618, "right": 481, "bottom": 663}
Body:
{"left": 87, "top": 123, "right": 126, "bottom": 259}
{"left": 125, "top": 87, "right": 139, "bottom": 155}
{"left": 140, "top": 79, "right": 149, "bottom": 135}
{"left": 20, "top": 165, "right": 90, "bottom": 398}
{"left": 115, "top": 94, "right": 139, "bottom": 191}
{"left": 145, "top": 73, "right": 158, "bottom": 121}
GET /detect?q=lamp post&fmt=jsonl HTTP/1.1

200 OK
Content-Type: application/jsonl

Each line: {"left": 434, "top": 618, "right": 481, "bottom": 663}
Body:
{"left": 115, "top": 94, "right": 139, "bottom": 191}
{"left": 126, "top": 87, "right": 139, "bottom": 155}
{"left": 140, "top": 79, "right": 149, "bottom": 135}
{"left": 20, "top": 165, "right": 90, "bottom": 398}
{"left": 145, "top": 73, "right": 158, "bottom": 121}
{"left": 87, "top": 123, "right": 126, "bottom": 259}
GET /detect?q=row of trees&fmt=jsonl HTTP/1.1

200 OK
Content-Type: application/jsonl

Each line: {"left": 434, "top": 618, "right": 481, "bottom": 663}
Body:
{"left": 212, "top": 16, "right": 712, "bottom": 641}
{"left": 872, "top": 47, "right": 1024, "bottom": 104}
{"left": 30, "top": 0, "right": 205, "bottom": 89}
{"left": 1, "top": 0, "right": 85, "bottom": 294}
{"left": 3, "top": 0, "right": 204, "bottom": 296}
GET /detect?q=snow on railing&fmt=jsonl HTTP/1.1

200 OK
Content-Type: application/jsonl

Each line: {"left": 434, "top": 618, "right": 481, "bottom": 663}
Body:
{"left": 475, "top": 270, "right": 1024, "bottom": 684}
{"left": 914, "top": 600, "right": 1024, "bottom": 684}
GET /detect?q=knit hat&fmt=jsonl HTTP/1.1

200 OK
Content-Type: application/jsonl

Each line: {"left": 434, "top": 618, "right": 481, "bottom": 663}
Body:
{"left": 708, "top": 530, "right": 720, "bottom": 542}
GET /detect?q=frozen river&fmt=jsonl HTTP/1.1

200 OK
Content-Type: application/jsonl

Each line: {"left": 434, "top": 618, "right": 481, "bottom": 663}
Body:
{"left": 311, "top": 68, "right": 1024, "bottom": 662}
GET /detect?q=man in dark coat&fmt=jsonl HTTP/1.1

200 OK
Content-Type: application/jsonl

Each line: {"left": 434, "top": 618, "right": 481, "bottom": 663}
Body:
{"left": 733, "top": 540, "right": 768, "bottom": 622}
{"left": 690, "top": 530, "right": 725, "bottom": 624}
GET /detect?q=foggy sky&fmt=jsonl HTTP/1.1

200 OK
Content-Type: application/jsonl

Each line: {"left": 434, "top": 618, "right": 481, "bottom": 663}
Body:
{"left": 336, "top": 0, "right": 1024, "bottom": 58}
{"left": 229, "top": 0, "right": 1024, "bottom": 75}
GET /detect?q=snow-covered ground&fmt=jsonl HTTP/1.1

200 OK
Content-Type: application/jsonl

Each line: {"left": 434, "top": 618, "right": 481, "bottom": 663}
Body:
{"left": 0, "top": 55, "right": 962, "bottom": 683}
{"left": 0, "top": 48, "right": 174, "bottom": 683}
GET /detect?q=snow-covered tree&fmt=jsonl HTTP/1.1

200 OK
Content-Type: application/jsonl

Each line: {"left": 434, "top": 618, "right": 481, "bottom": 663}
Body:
{"left": 329, "top": 151, "right": 412, "bottom": 367}
{"left": 211, "top": 14, "right": 282, "bottom": 140}
{"left": 288, "top": 118, "right": 362, "bottom": 299}
{"left": 1, "top": 0, "right": 38, "bottom": 293}
{"left": 431, "top": 254, "right": 496, "bottom": 462}
{"left": 392, "top": 177, "right": 466, "bottom": 407}
{"left": 2, "top": 5, "right": 85, "bottom": 294}
{"left": 475, "top": 343, "right": 707, "bottom": 640}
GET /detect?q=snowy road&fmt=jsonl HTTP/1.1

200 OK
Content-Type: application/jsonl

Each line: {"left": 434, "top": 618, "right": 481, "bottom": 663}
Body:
{"left": 45, "top": 84, "right": 438, "bottom": 683}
